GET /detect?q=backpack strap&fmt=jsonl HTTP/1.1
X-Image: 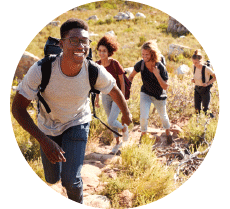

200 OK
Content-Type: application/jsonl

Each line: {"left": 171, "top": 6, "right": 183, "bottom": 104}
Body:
{"left": 87, "top": 59, "right": 122, "bottom": 137}
{"left": 202, "top": 65, "right": 206, "bottom": 83}
{"left": 37, "top": 55, "right": 57, "bottom": 113}
{"left": 87, "top": 59, "right": 100, "bottom": 94}
{"left": 141, "top": 59, "right": 145, "bottom": 72}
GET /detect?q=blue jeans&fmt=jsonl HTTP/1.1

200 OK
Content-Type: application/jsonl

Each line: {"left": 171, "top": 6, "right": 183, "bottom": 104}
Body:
{"left": 102, "top": 94, "right": 124, "bottom": 138}
{"left": 40, "top": 123, "right": 90, "bottom": 203}
{"left": 140, "top": 92, "right": 170, "bottom": 132}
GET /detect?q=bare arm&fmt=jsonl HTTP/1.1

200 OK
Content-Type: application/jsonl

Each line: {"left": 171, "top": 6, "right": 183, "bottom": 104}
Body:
{"left": 202, "top": 73, "right": 216, "bottom": 87}
{"left": 118, "top": 74, "right": 125, "bottom": 96}
{"left": 128, "top": 69, "right": 138, "bottom": 83}
{"left": 108, "top": 85, "right": 132, "bottom": 125}
{"left": 12, "top": 92, "right": 66, "bottom": 164}
{"left": 152, "top": 66, "right": 168, "bottom": 90}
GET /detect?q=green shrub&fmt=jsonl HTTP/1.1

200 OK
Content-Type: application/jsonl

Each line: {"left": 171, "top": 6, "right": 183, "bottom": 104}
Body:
{"left": 180, "top": 113, "right": 218, "bottom": 149}
{"left": 137, "top": 36, "right": 147, "bottom": 47}
{"left": 101, "top": 135, "right": 176, "bottom": 207}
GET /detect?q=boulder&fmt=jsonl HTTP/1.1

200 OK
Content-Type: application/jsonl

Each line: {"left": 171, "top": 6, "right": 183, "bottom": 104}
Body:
{"left": 47, "top": 21, "right": 60, "bottom": 27}
{"left": 86, "top": 15, "right": 98, "bottom": 21}
{"left": 124, "top": 67, "right": 134, "bottom": 75}
{"left": 167, "top": 16, "right": 189, "bottom": 34}
{"left": 84, "top": 195, "right": 111, "bottom": 208}
{"left": 105, "top": 30, "right": 115, "bottom": 36}
{"left": 168, "top": 44, "right": 193, "bottom": 57}
{"left": 119, "top": 190, "right": 134, "bottom": 208}
{"left": 114, "top": 12, "right": 134, "bottom": 20}
{"left": 135, "top": 12, "right": 146, "bottom": 18}
{"left": 15, "top": 51, "right": 40, "bottom": 81}
{"left": 176, "top": 64, "right": 190, "bottom": 75}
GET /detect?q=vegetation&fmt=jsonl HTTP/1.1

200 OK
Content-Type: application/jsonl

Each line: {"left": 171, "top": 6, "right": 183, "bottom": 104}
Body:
{"left": 11, "top": 0, "right": 219, "bottom": 207}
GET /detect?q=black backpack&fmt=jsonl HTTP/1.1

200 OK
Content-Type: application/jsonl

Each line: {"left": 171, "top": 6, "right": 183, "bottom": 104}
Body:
{"left": 194, "top": 60, "right": 213, "bottom": 87}
{"left": 37, "top": 36, "right": 122, "bottom": 137}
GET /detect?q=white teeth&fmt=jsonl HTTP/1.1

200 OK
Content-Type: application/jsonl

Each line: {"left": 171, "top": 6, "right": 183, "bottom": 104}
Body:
{"left": 74, "top": 53, "right": 84, "bottom": 56}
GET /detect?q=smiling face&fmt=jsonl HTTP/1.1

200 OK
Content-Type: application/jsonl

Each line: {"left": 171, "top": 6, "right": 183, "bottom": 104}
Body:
{"left": 98, "top": 45, "right": 109, "bottom": 60}
{"left": 192, "top": 58, "right": 202, "bottom": 68}
{"left": 60, "top": 28, "right": 90, "bottom": 64}
{"left": 141, "top": 49, "right": 152, "bottom": 63}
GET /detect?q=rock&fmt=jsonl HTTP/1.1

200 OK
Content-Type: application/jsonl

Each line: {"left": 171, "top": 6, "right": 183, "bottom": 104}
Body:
{"left": 167, "top": 16, "right": 189, "bottom": 35}
{"left": 15, "top": 51, "right": 40, "bottom": 81}
{"left": 176, "top": 64, "right": 190, "bottom": 75}
{"left": 135, "top": 12, "right": 146, "bottom": 18}
{"left": 47, "top": 21, "right": 60, "bottom": 27}
{"left": 170, "top": 124, "right": 183, "bottom": 137}
{"left": 168, "top": 44, "right": 193, "bottom": 57}
{"left": 85, "top": 153, "right": 121, "bottom": 164}
{"left": 86, "top": 15, "right": 98, "bottom": 21}
{"left": 81, "top": 164, "right": 101, "bottom": 193}
{"left": 89, "top": 32, "right": 99, "bottom": 37}
{"left": 124, "top": 67, "right": 134, "bottom": 75}
{"left": 119, "top": 190, "right": 134, "bottom": 208}
{"left": 114, "top": 12, "right": 135, "bottom": 20}
{"left": 105, "top": 30, "right": 115, "bottom": 36}
{"left": 84, "top": 195, "right": 111, "bottom": 208}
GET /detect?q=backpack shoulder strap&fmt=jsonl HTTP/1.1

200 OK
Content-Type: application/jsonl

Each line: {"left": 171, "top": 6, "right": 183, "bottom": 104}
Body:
{"left": 87, "top": 59, "right": 100, "bottom": 94}
{"left": 141, "top": 59, "right": 145, "bottom": 72}
{"left": 38, "top": 55, "right": 57, "bottom": 92}
{"left": 37, "top": 55, "right": 57, "bottom": 113}
{"left": 194, "top": 66, "right": 196, "bottom": 74}
{"left": 202, "top": 65, "right": 206, "bottom": 83}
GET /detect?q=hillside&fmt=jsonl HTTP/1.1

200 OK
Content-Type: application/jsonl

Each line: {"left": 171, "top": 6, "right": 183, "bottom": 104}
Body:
{"left": 11, "top": 1, "right": 219, "bottom": 208}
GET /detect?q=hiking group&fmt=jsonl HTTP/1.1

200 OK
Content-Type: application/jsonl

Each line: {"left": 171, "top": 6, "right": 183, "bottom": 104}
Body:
{"left": 11, "top": 18, "right": 216, "bottom": 204}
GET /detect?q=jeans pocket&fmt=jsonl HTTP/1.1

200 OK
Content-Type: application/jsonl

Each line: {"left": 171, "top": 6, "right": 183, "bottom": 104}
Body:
{"left": 65, "top": 123, "right": 90, "bottom": 141}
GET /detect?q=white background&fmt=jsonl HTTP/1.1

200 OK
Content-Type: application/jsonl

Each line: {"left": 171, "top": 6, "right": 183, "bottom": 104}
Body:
{"left": 1, "top": 0, "right": 229, "bottom": 208}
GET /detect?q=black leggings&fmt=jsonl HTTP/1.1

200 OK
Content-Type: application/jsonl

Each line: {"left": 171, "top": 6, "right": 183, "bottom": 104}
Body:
{"left": 194, "top": 85, "right": 211, "bottom": 114}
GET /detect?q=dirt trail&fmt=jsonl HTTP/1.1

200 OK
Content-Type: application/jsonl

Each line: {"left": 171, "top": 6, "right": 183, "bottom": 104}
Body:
{"left": 49, "top": 124, "right": 185, "bottom": 208}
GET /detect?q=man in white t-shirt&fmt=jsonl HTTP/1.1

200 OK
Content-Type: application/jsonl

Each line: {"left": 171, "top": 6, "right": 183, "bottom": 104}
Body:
{"left": 12, "top": 18, "right": 132, "bottom": 203}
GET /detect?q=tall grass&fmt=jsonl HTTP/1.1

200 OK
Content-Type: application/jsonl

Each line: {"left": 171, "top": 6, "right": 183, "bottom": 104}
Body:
{"left": 11, "top": 0, "right": 219, "bottom": 206}
{"left": 101, "top": 135, "right": 176, "bottom": 207}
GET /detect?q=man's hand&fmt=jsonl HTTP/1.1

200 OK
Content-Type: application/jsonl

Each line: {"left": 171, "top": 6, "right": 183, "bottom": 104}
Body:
{"left": 40, "top": 137, "right": 66, "bottom": 164}
{"left": 12, "top": 92, "right": 66, "bottom": 164}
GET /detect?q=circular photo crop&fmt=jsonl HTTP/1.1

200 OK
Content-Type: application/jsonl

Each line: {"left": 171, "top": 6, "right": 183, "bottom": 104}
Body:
{"left": 10, "top": 1, "right": 219, "bottom": 208}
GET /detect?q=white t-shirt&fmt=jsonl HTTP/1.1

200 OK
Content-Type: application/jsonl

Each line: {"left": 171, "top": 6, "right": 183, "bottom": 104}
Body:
{"left": 17, "top": 55, "right": 116, "bottom": 136}
{"left": 193, "top": 65, "right": 214, "bottom": 86}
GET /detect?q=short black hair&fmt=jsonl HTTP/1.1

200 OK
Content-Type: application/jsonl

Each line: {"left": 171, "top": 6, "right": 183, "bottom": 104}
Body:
{"left": 60, "top": 18, "right": 89, "bottom": 39}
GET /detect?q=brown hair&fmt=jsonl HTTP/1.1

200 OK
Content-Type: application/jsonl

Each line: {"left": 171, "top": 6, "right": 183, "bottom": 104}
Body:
{"left": 97, "top": 35, "right": 119, "bottom": 57}
{"left": 192, "top": 49, "right": 203, "bottom": 61}
{"left": 141, "top": 40, "right": 161, "bottom": 63}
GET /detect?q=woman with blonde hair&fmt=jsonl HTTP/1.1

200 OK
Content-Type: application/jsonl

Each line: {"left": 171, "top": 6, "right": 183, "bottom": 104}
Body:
{"left": 95, "top": 35, "right": 129, "bottom": 154}
{"left": 128, "top": 40, "right": 172, "bottom": 144}
{"left": 191, "top": 49, "right": 216, "bottom": 116}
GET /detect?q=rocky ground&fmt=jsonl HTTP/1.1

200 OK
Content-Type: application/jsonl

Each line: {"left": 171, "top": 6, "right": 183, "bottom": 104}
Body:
{"left": 48, "top": 123, "right": 189, "bottom": 208}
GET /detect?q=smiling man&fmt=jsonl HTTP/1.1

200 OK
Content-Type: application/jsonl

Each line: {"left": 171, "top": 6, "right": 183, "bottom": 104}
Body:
{"left": 12, "top": 18, "right": 132, "bottom": 203}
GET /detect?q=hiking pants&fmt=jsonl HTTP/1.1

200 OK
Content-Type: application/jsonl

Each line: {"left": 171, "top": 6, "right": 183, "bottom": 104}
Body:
{"left": 140, "top": 92, "right": 170, "bottom": 132}
{"left": 194, "top": 85, "right": 211, "bottom": 113}
{"left": 40, "top": 122, "right": 90, "bottom": 204}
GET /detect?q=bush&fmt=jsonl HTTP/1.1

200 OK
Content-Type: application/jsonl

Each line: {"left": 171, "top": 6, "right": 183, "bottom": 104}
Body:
{"left": 101, "top": 135, "right": 176, "bottom": 207}
{"left": 180, "top": 113, "right": 218, "bottom": 148}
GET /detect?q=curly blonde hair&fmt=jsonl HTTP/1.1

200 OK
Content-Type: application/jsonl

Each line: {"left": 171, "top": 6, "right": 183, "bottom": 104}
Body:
{"left": 141, "top": 40, "right": 161, "bottom": 63}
